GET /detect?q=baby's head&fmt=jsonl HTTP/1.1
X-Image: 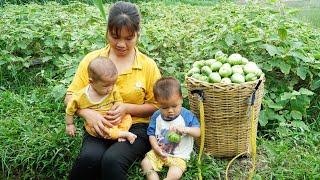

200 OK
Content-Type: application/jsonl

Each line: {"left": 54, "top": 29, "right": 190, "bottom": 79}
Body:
{"left": 88, "top": 57, "right": 118, "bottom": 95}
{"left": 153, "top": 77, "right": 183, "bottom": 121}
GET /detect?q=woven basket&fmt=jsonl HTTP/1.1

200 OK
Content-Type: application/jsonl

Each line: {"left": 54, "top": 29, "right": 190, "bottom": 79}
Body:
{"left": 186, "top": 75, "right": 265, "bottom": 157}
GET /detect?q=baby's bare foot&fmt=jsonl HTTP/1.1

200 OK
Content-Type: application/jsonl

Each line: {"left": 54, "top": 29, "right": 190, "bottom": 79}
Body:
{"left": 126, "top": 132, "right": 137, "bottom": 144}
{"left": 118, "top": 137, "right": 126, "bottom": 142}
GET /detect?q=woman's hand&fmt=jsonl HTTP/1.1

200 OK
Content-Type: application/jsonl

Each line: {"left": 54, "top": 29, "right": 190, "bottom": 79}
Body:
{"left": 77, "top": 109, "right": 113, "bottom": 138}
{"left": 105, "top": 102, "right": 127, "bottom": 125}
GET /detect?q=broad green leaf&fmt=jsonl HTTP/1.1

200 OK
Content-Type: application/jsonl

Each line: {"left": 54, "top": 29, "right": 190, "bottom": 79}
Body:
{"left": 259, "top": 109, "right": 275, "bottom": 126}
{"left": 274, "top": 114, "right": 286, "bottom": 123}
{"left": 278, "top": 28, "right": 287, "bottom": 40}
{"left": 17, "top": 42, "right": 27, "bottom": 49}
{"left": 299, "top": 88, "right": 314, "bottom": 96}
{"left": 289, "top": 51, "right": 313, "bottom": 63}
{"left": 278, "top": 61, "right": 291, "bottom": 75}
{"left": 296, "top": 66, "right": 307, "bottom": 80}
{"left": 314, "top": 53, "right": 320, "bottom": 60}
{"left": 292, "top": 90, "right": 300, "bottom": 96}
{"left": 290, "top": 110, "right": 302, "bottom": 120}
{"left": 259, "top": 110, "right": 268, "bottom": 126}
{"left": 245, "top": 37, "right": 261, "bottom": 43}
{"left": 262, "top": 62, "right": 273, "bottom": 71}
{"left": 50, "top": 84, "right": 67, "bottom": 102}
{"left": 280, "top": 92, "right": 292, "bottom": 101}
{"left": 262, "top": 44, "right": 280, "bottom": 56}
{"left": 291, "top": 96, "right": 310, "bottom": 114}
{"left": 311, "top": 79, "right": 320, "bottom": 90}
{"left": 225, "top": 34, "right": 234, "bottom": 47}
{"left": 0, "top": 60, "right": 5, "bottom": 66}
{"left": 268, "top": 102, "right": 283, "bottom": 109}
{"left": 292, "top": 120, "right": 309, "bottom": 131}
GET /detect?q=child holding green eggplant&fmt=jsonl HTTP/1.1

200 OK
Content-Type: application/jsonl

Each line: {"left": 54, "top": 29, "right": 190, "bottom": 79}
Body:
{"left": 141, "top": 77, "right": 200, "bottom": 180}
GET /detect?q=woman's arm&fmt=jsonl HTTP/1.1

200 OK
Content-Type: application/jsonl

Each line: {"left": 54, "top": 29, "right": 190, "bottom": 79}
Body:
{"left": 125, "top": 103, "right": 157, "bottom": 117}
{"left": 104, "top": 103, "right": 157, "bottom": 123}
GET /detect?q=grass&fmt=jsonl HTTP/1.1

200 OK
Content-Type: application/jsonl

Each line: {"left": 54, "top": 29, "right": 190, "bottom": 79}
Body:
{"left": 1, "top": 86, "right": 319, "bottom": 179}
{"left": 127, "top": 130, "right": 320, "bottom": 179}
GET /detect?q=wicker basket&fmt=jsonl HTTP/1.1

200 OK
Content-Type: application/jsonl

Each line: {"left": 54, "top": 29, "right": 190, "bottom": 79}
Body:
{"left": 186, "top": 75, "right": 265, "bottom": 157}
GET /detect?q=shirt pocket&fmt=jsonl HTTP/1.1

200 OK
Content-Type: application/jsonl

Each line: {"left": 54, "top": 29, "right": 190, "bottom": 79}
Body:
{"left": 131, "top": 80, "right": 146, "bottom": 104}
{"left": 119, "top": 80, "right": 146, "bottom": 104}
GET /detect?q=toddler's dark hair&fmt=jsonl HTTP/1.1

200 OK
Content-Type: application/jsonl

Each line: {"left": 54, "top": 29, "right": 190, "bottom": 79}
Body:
{"left": 153, "top": 77, "right": 182, "bottom": 100}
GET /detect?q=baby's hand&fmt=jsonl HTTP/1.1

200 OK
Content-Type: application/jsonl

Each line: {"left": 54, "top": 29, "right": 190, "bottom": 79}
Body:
{"left": 66, "top": 124, "right": 76, "bottom": 137}
{"left": 118, "top": 137, "right": 126, "bottom": 142}
{"left": 119, "top": 132, "right": 137, "bottom": 144}
{"left": 126, "top": 132, "right": 137, "bottom": 144}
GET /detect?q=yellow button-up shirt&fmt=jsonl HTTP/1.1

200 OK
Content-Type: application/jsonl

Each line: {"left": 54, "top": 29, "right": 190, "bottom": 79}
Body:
{"left": 67, "top": 46, "right": 161, "bottom": 124}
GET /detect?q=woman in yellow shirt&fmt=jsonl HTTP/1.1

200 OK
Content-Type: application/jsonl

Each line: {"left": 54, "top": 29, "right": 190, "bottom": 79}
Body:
{"left": 64, "top": 2, "right": 161, "bottom": 179}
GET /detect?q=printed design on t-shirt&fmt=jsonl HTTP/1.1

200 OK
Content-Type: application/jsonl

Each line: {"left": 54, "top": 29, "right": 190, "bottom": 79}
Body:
{"left": 157, "top": 129, "right": 179, "bottom": 155}
{"left": 135, "top": 81, "right": 143, "bottom": 89}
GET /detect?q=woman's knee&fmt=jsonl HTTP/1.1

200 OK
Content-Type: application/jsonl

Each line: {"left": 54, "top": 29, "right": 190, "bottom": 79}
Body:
{"left": 78, "top": 150, "right": 102, "bottom": 166}
{"left": 101, "top": 153, "right": 119, "bottom": 167}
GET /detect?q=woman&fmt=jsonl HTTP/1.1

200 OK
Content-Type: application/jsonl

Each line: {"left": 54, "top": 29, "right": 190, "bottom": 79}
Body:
{"left": 64, "top": 2, "right": 161, "bottom": 179}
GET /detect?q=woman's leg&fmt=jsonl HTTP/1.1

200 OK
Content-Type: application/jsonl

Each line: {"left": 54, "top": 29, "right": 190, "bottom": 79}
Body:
{"left": 101, "top": 123, "right": 151, "bottom": 180}
{"left": 69, "top": 132, "right": 114, "bottom": 180}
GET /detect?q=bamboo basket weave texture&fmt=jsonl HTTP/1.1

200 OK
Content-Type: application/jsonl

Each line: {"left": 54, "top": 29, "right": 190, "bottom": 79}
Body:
{"left": 186, "top": 75, "right": 265, "bottom": 157}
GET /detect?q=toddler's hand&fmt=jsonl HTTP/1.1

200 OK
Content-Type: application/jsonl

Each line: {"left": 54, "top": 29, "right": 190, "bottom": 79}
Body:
{"left": 66, "top": 124, "right": 76, "bottom": 137}
{"left": 169, "top": 125, "right": 187, "bottom": 135}
{"left": 154, "top": 147, "right": 168, "bottom": 160}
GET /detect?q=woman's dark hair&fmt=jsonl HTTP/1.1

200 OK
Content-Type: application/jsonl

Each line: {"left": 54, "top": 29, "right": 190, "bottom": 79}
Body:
{"left": 108, "top": 1, "right": 141, "bottom": 36}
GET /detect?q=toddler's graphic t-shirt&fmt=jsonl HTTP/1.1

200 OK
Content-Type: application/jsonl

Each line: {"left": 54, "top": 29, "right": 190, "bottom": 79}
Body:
{"left": 147, "top": 108, "right": 200, "bottom": 160}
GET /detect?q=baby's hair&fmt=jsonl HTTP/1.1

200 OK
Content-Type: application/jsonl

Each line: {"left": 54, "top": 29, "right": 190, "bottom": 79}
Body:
{"left": 88, "top": 57, "right": 118, "bottom": 82}
{"left": 153, "top": 77, "right": 182, "bottom": 101}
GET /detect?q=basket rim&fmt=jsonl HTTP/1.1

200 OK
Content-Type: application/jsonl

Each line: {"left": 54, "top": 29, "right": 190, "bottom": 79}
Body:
{"left": 185, "top": 73, "right": 265, "bottom": 88}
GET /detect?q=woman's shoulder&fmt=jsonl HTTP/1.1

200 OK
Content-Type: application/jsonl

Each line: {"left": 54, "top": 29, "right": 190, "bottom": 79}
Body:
{"left": 136, "top": 49, "right": 158, "bottom": 67}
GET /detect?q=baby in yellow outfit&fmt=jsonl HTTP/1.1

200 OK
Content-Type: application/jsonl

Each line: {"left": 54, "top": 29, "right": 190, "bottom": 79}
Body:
{"left": 65, "top": 56, "right": 136, "bottom": 144}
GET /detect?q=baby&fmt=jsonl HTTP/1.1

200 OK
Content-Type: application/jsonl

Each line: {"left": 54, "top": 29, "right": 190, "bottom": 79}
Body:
{"left": 65, "top": 57, "right": 136, "bottom": 143}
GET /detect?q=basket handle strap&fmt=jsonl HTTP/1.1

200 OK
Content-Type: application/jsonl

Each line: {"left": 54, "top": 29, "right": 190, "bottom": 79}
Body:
{"left": 249, "top": 79, "right": 262, "bottom": 106}
{"left": 191, "top": 89, "right": 205, "bottom": 101}
{"left": 191, "top": 90, "right": 205, "bottom": 180}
